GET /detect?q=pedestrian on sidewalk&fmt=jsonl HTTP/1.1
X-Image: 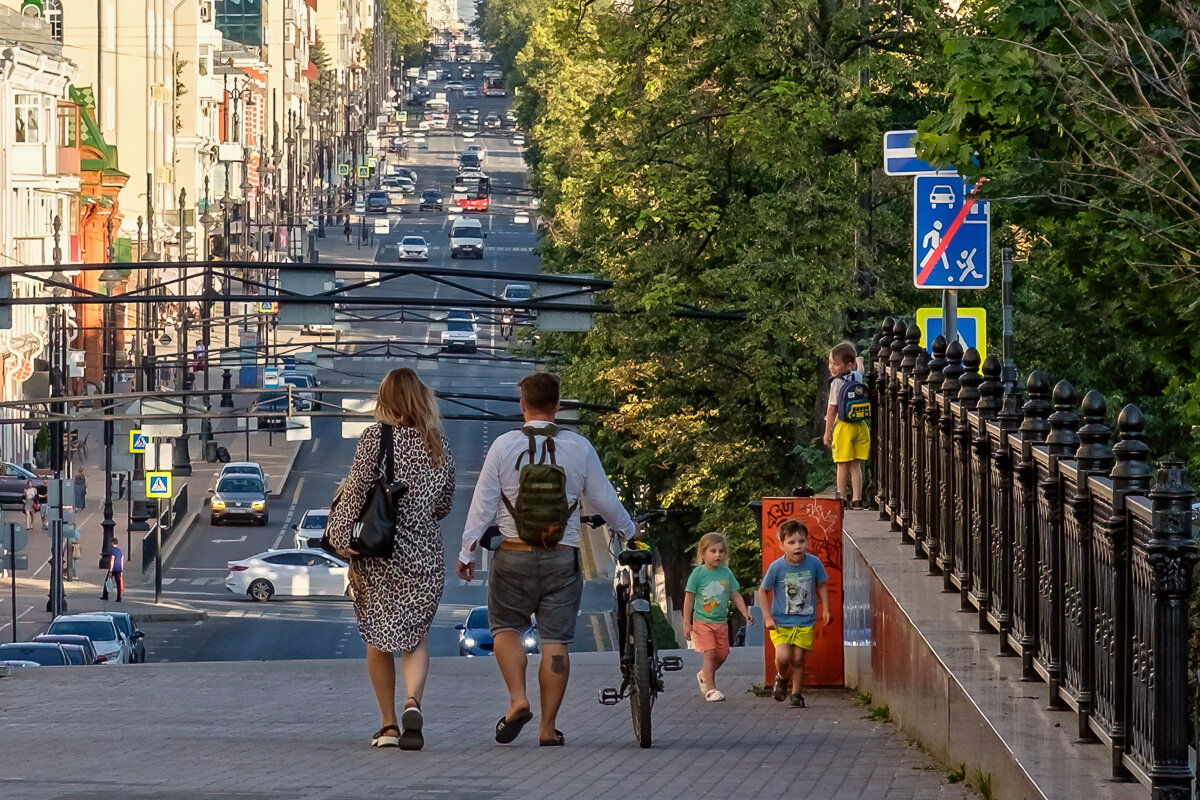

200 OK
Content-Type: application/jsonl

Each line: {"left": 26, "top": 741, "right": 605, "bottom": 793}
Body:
{"left": 823, "top": 340, "right": 870, "bottom": 509}
{"left": 324, "top": 368, "right": 455, "bottom": 751}
{"left": 344, "top": 219, "right": 352, "bottom": 243}
{"left": 73, "top": 471, "right": 87, "bottom": 511}
{"left": 457, "top": 372, "right": 640, "bottom": 748}
{"left": 22, "top": 481, "right": 42, "bottom": 530}
{"left": 101, "top": 537, "right": 124, "bottom": 602}
{"left": 67, "top": 535, "right": 81, "bottom": 581}
{"left": 757, "top": 520, "right": 831, "bottom": 709}
{"left": 684, "top": 532, "right": 754, "bottom": 702}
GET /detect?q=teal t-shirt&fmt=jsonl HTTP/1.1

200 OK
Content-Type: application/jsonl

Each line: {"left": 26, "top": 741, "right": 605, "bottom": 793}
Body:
{"left": 685, "top": 565, "right": 740, "bottom": 623}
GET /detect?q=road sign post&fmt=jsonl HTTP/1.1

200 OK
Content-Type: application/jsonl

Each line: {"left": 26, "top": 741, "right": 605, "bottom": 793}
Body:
{"left": 155, "top": 496, "right": 164, "bottom": 604}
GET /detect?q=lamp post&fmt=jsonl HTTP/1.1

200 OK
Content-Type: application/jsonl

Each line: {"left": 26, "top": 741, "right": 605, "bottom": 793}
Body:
{"left": 98, "top": 254, "right": 122, "bottom": 570}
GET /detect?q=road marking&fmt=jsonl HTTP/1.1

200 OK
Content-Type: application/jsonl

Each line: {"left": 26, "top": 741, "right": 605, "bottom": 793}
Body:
{"left": 0, "top": 605, "right": 37, "bottom": 633}
{"left": 212, "top": 535, "right": 247, "bottom": 544}
{"left": 271, "top": 479, "right": 304, "bottom": 549}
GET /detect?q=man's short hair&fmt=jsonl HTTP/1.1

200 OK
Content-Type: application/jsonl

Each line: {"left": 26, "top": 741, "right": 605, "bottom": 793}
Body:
{"left": 519, "top": 372, "right": 560, "bottom": 413}
{"left": 830, "top": 340, "right": 858, "bottom": 366}
{"left": 777, "top": 519, "right": 808, "bottom": 542}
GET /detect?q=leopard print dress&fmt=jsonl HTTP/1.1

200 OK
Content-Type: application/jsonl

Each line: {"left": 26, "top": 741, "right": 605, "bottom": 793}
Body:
{"left": 325, "top": 423, "right": 455, "bottom": 652}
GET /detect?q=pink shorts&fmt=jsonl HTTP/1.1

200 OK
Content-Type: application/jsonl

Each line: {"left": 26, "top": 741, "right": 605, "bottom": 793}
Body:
{"left": 691, "top": 621, "right": 730, "bottom": 658}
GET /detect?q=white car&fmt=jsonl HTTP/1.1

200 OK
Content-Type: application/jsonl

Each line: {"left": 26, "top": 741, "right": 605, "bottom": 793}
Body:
{"left": 292, "top": 507, "right": 330, "bottom": 550}
{"left": 46, "top": 614, "right": 130, "bottom": 665}
{"left": 462, "top": 87, "right": 479, "bottom": 99}
{"left": 511, "top": 133, "right": 526, "bottom": 147}
{"left": 353, "top": 197, "right": 366, "bottom": 214}
{"left": 440, "top": 312, "right": 480, "bottom": 352}
{"left": 446, "top": 80, "right": 465, "bottom": 92}
{"left": 219, "top": 461, "right": 269, "bottom": 487}
{"left": 225, "top": 549, "right": 350, "bottom": 602}
{"left": 395, "top": 177, "right": 417, "bottom": 195}
{"left": 399, "top": 236, "right": 430, "bottom": 261}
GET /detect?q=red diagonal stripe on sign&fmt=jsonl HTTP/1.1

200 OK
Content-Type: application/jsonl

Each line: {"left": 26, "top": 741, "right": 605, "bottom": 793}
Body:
{"left": 916, "top": 179, "right": 987, "bottom": 286}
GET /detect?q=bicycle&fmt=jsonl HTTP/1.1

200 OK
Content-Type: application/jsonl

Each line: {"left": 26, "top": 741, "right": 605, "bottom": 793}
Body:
{"left": 581, "top": 510, "right": 683, "bottom": 748}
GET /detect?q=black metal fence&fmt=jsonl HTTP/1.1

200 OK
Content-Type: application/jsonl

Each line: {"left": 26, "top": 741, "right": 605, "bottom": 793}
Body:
{"left": 140, "top": 485, "right": 189, "bottom": 573}
{"left": 870, "top": 317, "right": 1198, "bottom": 798}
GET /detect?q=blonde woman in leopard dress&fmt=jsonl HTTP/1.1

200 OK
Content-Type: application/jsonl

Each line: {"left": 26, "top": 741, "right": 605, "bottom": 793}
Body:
{"left": 325, "top": 367, "right": 455, "bottom": 751}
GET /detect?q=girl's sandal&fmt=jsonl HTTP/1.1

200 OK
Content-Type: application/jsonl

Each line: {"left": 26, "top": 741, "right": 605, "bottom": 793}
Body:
{"left": 704, "top": 689, "right": 726, "bottom": 702}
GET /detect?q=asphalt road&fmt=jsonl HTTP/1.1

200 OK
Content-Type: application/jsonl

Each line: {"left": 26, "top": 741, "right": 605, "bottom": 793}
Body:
{"left": 139, "top": 69, "right": 618, "bottom": 663}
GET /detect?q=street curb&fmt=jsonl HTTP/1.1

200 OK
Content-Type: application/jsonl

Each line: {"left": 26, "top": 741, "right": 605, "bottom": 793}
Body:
{"left": 269, "top": 439, "right": 305, "bottom": 499}
{"left": 136, "top": 606, "right": 207, "bottom": 623}
{"left": 153, "top": 509, "right": 200, "bottom": 574}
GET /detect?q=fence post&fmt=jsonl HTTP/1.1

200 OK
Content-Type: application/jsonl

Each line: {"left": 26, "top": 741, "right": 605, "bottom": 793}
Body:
{"left": 899, "top": 323, "right": 921, "bottom": 540}
{"left": 939, "top": 341, "right": 965, "bottom": 593}
{"left": 1011, "top": 370, "right": 1051, "bottom": 679}
{"left": 911, "top": 348, "right": 931, "bottom": 555}
{"left": 869, "top": 319, "right": 893, "bottom": 515}
{"left": 923, "top": 335, "right": 947, "bottom": 573}
{"left": 951, "top": 347, "right": 982, "bottom": 608}
{"left": 887, "top": 319, "right": 906, "bottom": 530}
{"left": 988, "top": 370, "right": 1024, "bottom": 651}
{"left": 1137, "top": 459, "right": 1198, "bottom": 798}
{"left": 968, "top": 355, "right": 1002, "bottom": 628}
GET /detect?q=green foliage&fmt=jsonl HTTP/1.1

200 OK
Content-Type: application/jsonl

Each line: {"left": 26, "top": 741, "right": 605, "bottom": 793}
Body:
{"left": 868, "top": 703, "right": 892, "bottom": 723}
{"left": 379, "top": 0, "right": 431, "bottom": 60}
{"left": 972, "top": 769, "right": 995, "bottom": 800}
{"left": 852, "top": 691, "right": 872, "bottom": 707}
{"left": 946, "top": 764, "right": 966, "bottom": 784}
{"left": 649, "top": 602, "right": 678, "bottom": 650}
{"left": 310, "top": 35, "right": 337, "bottom": 113}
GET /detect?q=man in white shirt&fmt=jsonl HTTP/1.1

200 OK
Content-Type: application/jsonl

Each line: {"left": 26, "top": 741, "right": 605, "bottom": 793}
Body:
{"left": 457, "top": 372, "right": 636, "bottom": 746}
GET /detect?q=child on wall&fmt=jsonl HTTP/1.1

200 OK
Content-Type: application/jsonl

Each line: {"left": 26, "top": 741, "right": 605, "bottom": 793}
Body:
{"left": 684, "top": 532, "right": 754, "bottom": 702}
{"left": 757, "top": 520, "right": 831, "bottom": 708}
{"left": 823, "top": 340, "right": 871, "bottom": 509}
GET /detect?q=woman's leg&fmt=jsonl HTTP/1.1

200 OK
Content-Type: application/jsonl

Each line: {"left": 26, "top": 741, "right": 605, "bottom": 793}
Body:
{"left": 399, "top": 636, "right": 430, "bottom": 707}
{"left": 365, "top": 645, "right": 398, "bottom": 728}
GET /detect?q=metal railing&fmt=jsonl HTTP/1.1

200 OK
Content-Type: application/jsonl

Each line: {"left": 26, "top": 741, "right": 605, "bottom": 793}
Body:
{"left": 870, "top": 317, "right": 1198, "bottom": 798}
{"left": 140, "top": 484, "right": 188, "bottom": 572}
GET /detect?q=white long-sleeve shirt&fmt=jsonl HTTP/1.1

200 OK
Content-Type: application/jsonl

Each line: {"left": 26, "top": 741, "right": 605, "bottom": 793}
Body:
{"left": 459, "top": 420, "right": 636, "bottom": 564}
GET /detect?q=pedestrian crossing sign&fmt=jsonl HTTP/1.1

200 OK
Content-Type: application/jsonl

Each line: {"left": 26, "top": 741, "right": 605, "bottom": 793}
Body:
{"left": 146, "top": 472, "right": 172, "bottom": 499}
{"left": 258, "top": 301, "right": 278, "bottom": 314}
{"left": 357, "top": 166, "right": 370, "bottom": 179}
{"left": 338, "top": 163, "right": 350, "bottom": 176}
{"left": 129, "top": 430, "right": 149, "bottom": 454}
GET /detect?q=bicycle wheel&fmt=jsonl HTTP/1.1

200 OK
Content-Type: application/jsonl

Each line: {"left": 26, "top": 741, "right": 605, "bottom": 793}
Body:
{"left": 629, "top": 612, "right": 653, "bottom": 748}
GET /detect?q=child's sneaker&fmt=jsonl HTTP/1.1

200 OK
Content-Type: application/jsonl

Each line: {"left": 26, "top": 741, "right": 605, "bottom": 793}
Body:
{"left": 772, "top": 676, "right": 788, "bottom": 702}
{"left": 788, "top": 693, "right": 806, "bottom": 708}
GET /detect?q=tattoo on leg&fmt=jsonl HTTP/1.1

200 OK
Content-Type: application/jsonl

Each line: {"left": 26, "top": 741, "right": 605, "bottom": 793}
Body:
{"left": 550, "top": 655, "right": 566, "bottom": 675}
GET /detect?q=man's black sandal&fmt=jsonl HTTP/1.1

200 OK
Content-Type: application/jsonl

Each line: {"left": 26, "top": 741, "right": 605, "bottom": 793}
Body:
{"left": 539, "top": 730, "right": 565, "bottom": 747}
{"left": 494, "top": 709, "right": 533, "bottom": 744}
{"left": 399, "top": 697, "right": 424, "bottom": 751}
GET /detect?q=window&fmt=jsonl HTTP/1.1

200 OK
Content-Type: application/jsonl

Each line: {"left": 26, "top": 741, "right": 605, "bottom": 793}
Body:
{"left": 263, "top": 553, "right": 307, "bottom": 566}
{"left": 46, "top": 0, "right": 62, "bottom": 42}
{"left": 15, "top": 94, "right": 41, "bottom": 143}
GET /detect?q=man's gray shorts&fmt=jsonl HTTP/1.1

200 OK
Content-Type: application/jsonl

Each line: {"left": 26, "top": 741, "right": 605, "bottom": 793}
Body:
{"left": 488, "top": 546, "right": 583, "bottom": 645}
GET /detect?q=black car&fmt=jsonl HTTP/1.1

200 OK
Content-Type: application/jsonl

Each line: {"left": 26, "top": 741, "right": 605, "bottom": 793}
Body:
{"left": 92, "top": 611, "right": 146, "bottom": 663}
{"left": 252, "top": 392, "right": 303, "bottom": 431}
{"left": 419, "top": 189, "right": 444, "bottom": 211}
{"left": 33, "top": 634, "right": 102, "bottom": 664}
{"left": 406, "top": 96, "right": 425, "bottom": 107}
{"left": 0, "top": 642, "right": 69, "bottom": 666}
{"left": 459, "top": 152, "right": 482, "bottom": 170}
{"left": 366, "top": 191, "right": 390, "bottom": 214}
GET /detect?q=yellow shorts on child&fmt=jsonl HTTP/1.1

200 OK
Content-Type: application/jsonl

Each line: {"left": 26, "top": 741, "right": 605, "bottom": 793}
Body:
{"left": 769, "top": 625, "right": 815, "bottom": 650}
{"left": 832, "top": 420, "right": 870, "bottom": 463}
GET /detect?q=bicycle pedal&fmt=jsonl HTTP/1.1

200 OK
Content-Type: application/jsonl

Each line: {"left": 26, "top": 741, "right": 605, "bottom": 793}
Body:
{"left": 660, "top": 656, "right": 684, "bottom": 672}
{"left": 598, "top": 688, "right": 621, "bottom": 706}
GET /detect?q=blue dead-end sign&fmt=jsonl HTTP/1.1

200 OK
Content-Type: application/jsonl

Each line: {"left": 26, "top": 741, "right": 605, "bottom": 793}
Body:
{"left": 913, "top": 175, "right": 990, "bottom": 290}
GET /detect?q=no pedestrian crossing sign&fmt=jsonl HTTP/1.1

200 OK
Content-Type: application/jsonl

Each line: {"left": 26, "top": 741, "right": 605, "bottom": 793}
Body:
{"left": 146, "top": 472, "right": 172, "bottom": 499}
{"left": 915, "top": 307, "right": 988, "bottom": 361}
{"left": 129, "top": 430, "right": 149, "bottom": 454}
{"left": 913, "top": 175, "right": 990, "bottom": 290}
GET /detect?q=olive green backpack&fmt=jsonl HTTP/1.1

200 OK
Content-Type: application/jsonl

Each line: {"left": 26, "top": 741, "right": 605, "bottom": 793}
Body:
{"left": 500, "top": 424, "right": 578, "bottom": 548}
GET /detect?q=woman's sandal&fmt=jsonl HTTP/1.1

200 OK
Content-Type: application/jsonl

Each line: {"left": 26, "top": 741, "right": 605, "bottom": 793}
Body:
{"left": 704, "top": 689, "right": 726, "bottom": 702}
{"left": 399, "top": 697, "right": 424, "bottom": 751}
{"left": 494, "top": 708, "right": 534, "bottom": 744}
{"left": 539, "top": 729, "right": 565, "bottom": 747}
{"left": 371, "top": 724, "right": 400, "bottom": 748}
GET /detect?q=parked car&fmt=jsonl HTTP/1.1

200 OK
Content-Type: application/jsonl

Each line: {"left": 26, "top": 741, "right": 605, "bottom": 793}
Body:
{"left": 456, "top": 606, "right": 538, "bottom": 656}
{"left": 225, "top": 549, "right": 350, "bottom": 602}
{"left": 399, "top": 236, "right": 430, "bottom": 261}
{"left": 0, "top": 642, "right": 69, "bottom": 666}
{"left": 32, "top": 634, "right": 102, "bottom": 665}
{"left": 419, "top": 189, "right": 444, "bottom": 211}
{"left": 292, "top": 507, "right": 330, "bottom": 550}
{"left": 46, "top": 614, "right": 130, "bottom": 664}
{"left": 210, "top": 474, "right": 268, "bottom": 527}
{"left": 0, "top": 462, "right": 46, "bottom": 505}
{"left": 91, "top": 611, "right": 146, "bottom": 664}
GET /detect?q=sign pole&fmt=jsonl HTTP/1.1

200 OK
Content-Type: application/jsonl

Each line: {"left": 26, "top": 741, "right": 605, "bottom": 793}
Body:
{"left": 155, "top": 497, "right": 163, "bottom": 604}
{"left": 942, "top": 289, "right": 958, "bottom": 348}
{"left": 1001, "top": 247, "right": 1016, "bottom": 391}
{"left": 9, "top": 523, "right": 16, "bottom": 642}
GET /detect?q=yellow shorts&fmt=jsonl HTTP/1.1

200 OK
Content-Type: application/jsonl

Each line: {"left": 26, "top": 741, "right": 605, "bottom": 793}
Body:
{"left": 769, "top": 625, "right": 815, "bottom": 650}
{"left": 832, "top": 420, "right": 870, "bottom": 463}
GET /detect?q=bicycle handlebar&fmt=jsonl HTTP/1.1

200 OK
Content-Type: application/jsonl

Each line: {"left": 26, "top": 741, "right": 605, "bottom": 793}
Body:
{"left": 580, "top": 509, "right": 667, "bottom": 528}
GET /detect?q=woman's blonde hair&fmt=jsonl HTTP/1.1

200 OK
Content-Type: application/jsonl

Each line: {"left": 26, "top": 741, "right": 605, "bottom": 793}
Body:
{"left": 694, "top": 532, "right": 729, "bottom": 566}
{"left": 374, "top": 368, "right": 446, "bottom": 466}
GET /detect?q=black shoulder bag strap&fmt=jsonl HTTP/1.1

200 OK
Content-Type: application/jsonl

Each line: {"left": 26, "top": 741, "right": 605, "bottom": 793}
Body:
{"left": 379, "top": 424, "right": 395, "bottom": 483}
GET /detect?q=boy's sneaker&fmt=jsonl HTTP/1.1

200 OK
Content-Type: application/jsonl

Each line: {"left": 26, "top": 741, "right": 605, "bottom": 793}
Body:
{"left": 788, "top": 693, "right": 806, "bottom": 708}
{"left": 772, "top": 676, "right": 788, "bottom": 702}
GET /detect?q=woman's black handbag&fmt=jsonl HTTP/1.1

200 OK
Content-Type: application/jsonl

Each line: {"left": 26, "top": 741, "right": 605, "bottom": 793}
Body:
{"left": 324, "top": 424, "right": 407, "bottom": 559}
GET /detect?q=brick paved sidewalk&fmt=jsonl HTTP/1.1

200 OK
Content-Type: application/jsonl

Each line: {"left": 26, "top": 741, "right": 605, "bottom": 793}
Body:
{"left": 0, "top": 648, "right": 972, "bottom": 800}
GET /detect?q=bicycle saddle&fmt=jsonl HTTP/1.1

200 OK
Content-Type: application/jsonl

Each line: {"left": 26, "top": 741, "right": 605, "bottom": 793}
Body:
{"left": 617, "top": 548, "right": 653, "bottom": 567}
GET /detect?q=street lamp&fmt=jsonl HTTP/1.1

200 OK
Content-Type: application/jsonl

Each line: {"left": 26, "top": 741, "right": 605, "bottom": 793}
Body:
{"left": 97, "top": 265, "right": 122, "bottom": 569}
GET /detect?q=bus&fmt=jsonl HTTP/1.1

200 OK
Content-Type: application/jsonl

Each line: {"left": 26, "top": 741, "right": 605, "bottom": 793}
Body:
{"left": 482, "top": 75, "right": 506, "bottom": 97}
{"left": 456, "top": 43, "right": 472, "bottom": 62}
{"left": 453, "top": 172, "right": 491, "bottom": 212}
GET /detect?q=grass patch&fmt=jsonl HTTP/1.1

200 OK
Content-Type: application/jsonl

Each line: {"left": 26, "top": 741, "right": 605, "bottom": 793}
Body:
{"left": 868, "top": 704, "right": 892, "bottom": 723}
{"left": 946, "top": 764, "right": 966, "bottom": 784}
{"left": 971, "top": 768, "right": 994, "bottom": 800}
{"left": 852, "top": 691, "right": 873, "bottom": 707}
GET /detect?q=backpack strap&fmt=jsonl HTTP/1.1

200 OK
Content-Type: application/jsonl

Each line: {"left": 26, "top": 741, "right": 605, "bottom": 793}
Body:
{"left": 514, "top": 423, "right": 560, "bottom": 470}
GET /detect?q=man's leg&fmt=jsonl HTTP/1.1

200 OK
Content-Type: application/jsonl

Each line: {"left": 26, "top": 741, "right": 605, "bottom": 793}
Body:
{"left": 493, "top": 629, "right": 530, "bottom": 719}
{"left": 114, "top": 572, "right": 123, "bottom": 601}
{"left": 365, "top": 645, "right": 398, "bottom": 729}
{"left": 537, "top": 642, "right": 569, "bottom": 741}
